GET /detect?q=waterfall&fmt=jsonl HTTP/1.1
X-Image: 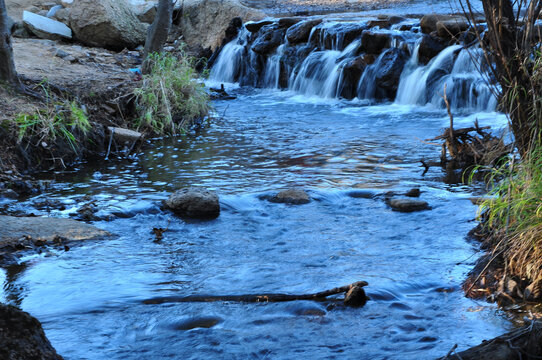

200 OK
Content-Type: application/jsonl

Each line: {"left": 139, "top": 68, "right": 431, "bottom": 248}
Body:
{"left": 290, "top": 40, "right": 360, "bottom": 98}
{"left": 209, "top": 28, "right": 251, "bottom": 84}
{"left": 395, "top": 44, "right": 496, "bottom": 111}
{"left": 209, "top": 19, "right": 497, "bottom": 112}
{"left": 263, "top": 44, "right": 286, "bottom": 89}
{"left": 396, "top": 44, "right": 461, "bottom": 106}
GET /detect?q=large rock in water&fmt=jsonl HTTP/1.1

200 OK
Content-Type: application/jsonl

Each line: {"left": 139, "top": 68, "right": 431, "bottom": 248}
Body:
{"left": 0, "top": 303, "right": 63, "bottom": 360}
{"left": 0, "top": 215, "right": 110, "bottom": 243}
{"left": 389, "top": 198, "right": 430, "bottom": 212}
{"left": 269, "top": 189, "right": 311, "bottom": 205}
{"left": 68, "top": 0, "right": 147, "bottom": 49}
{"left": 418, "top": 34, "right": 448, "bottom": 65}
{"left": 375, "top": 48, "right": 409, "bottom": 99}
{"left": 179, "top": 0, "right": 264, "bottom": 52}
{"left": 23, "top": 11, "right": 72, "bottom": 40}
{"left": 164, "top": 188, "right": 220, "bottom": 219}
{"left": 252, "top": 24, "right": 285, "bottom": 55}
{"left": 286, "top": 18, "right": 322, "bottom": 44}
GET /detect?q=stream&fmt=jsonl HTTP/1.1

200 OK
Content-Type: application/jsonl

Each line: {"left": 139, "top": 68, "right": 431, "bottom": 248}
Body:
{"left": 0, "top": 11, "right": 516, "bottom": 360}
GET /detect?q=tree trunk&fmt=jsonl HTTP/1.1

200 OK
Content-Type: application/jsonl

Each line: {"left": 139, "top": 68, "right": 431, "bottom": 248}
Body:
{"left": 477, "top": 0, "right": 542, "bottom": 155}
{"left": 0, "top": 0, "right": 18, "bottom": 84}
{"left": 142, "top": 0, "right": 173, "bottom": 70}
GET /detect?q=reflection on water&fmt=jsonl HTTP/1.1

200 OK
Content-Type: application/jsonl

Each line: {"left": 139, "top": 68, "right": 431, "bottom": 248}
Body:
{"left": 1, "top": 89, "right": 511, "bottom": 359}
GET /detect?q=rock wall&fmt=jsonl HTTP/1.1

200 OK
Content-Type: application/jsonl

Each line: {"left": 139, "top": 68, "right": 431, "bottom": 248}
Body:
{"left": 178, "top": 0, "right": 265, "bottom": 53}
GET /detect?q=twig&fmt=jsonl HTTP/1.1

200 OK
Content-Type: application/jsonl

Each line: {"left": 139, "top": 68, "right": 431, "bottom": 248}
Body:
{"left": 105, "top": 128, "right": 114, "bottom": 160}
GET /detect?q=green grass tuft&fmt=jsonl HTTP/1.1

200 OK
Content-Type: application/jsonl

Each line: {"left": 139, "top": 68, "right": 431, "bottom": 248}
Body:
{"left": 134, "top": 49, "right": 210, "bottom": 135}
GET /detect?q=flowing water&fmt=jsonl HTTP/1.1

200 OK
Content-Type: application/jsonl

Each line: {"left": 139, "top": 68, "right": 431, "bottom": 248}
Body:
{"left": 0, "top": 14, "right": 515, "bottom": 360}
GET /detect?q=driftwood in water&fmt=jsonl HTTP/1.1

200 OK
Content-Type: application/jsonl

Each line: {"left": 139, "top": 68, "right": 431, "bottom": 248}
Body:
{"left": 144, "top": 281, "right": 368, "bottom": 307}
{"left": 424, "top": 85, "right": 510, "bottom": 169}
{"left": 210, "top": 84, "right": 236, "bottom": 100}
{"left": 438, "top": 321, "right": 542, "bottom": 360}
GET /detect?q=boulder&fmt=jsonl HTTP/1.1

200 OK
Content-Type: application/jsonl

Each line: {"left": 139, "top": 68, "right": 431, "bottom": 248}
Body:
{"left": 23, "top": 11, "right": 72, "bottom": 40}
{"left": 368, "top": 15, "right": 405, "bottom": 28}
{"left": 0, "top": 304, "right": 63, "bottom": 360}
{"left": 339, "top": 56, "right": 367, "bottom": 99}
{"left": 68, "top": 0, "right": 147, "bottom": 49}
{"left": 135, "top": 2, "right": 156, "bottom": 23}
{"left": 286, "top": 18, "right": 322, "bottom": 44}
{"left": 417, "top": 34, "right": 447, "bottom": 65}
{"left": 179, "top": 0, "right": 264, "bottom": 52}
{"left": 360, "top": 30, "right": 391, "bottom": 54}
{"left": 164, "top": 188, "right": 220, "bottom": 219}
{"left": 374, "top": 48, "right": 409, "bottom": 98}
{"left": 222, "top": 17, "right": 243, "bottom": 46}
{"left": 420, "top": 14, "right": 457, "bottom": 34}
{"left": 251, "top": 24, "right": 285, "bottom": 55}
{"left": 322, "top": 22, "right": 366, "bottom": 50}
{"left": 277, "top": 17, "right": 302, "bottom": 29}
{"left": 436, "top": 19, "right": 469, "bottom": 39}
{"left": 245, "top": 19, "right": 274, "bottom": 33}
{"left": 389, "top": 198, "right": 430, "bottom": 212}
{"left": 269, "top": 189, "right": 310, "bottom": 205}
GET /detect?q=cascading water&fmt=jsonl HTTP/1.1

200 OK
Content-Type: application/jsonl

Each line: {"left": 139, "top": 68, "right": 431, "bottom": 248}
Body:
{"left": 290, "top": 40, "right": 360, "bottom": 98}
{"left": 209, "top": 18, "right": 497, "bottom": 112}
{"left": 209, "top": 28, "right": 251, "bottom": 84}
{"left": 396, "top": 43, "right": 496, "bottom": 111}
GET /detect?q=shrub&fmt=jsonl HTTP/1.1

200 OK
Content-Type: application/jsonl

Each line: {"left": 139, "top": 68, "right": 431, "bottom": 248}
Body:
{"left": 134, "top": 50, "right": 210, "bottom": 135}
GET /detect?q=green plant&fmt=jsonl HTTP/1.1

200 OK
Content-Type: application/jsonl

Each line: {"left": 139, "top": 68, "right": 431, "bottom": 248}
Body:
{"left": 476, "top": 146, "right": 542, "bottom": 287}
{"left": 478, "top": 149, "right": 542, "bottom": 232}
{"left": 14, "top": 100, "right": 90, "bottom": 154}
{"left": 134, "top": 50, "right": 210, "bottom": 135}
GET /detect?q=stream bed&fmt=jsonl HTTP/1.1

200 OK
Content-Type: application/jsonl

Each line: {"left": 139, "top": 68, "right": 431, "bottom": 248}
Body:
{"left": 0, "top": 87, "right": 513, "bottom": 359}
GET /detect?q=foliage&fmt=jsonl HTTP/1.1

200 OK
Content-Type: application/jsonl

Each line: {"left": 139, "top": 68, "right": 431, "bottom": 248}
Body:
{"left": 134, "top": 50, "right": 210, "bottom": 135}
{"left": 477, "top": 146, "right": 542, "bottom": 285}
{"left": 15, "top": 100, "right": 90, "bottom": 154}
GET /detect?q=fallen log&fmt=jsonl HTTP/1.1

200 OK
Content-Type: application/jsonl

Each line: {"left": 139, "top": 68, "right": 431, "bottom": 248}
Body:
{"left": 438, "top": 321, "right": 542, "bottom": 360}
{"left": 143, "top": 281, "right": 368, "bottom": 307}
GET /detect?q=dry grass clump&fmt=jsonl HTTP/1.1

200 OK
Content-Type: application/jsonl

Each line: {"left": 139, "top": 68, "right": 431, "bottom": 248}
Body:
{"left": 478, "top": 147, "right": 542, "bottom": 299}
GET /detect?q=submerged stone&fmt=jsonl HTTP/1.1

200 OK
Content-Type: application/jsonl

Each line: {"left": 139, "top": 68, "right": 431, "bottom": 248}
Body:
{"left": 0, "top": 215, "right": 110, "bottom": 243}
{"left": 269, "top": 189, "right": 311, "bottom": 205}
{"left": 389, "top": 198, "right": 430, "bottom": 212}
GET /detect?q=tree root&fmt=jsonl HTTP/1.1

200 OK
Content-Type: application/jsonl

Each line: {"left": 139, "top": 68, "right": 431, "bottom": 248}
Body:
{"left": 143, "top": 281, "right": 369, "bottom": 307}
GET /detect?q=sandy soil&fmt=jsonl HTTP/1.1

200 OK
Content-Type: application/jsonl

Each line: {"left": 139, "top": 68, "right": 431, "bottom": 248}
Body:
{"left": 241, "top": 0, "right": 409, "bottom": 15}
{"left": 0, "top": 38, "right": 138, "bottom": 122}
